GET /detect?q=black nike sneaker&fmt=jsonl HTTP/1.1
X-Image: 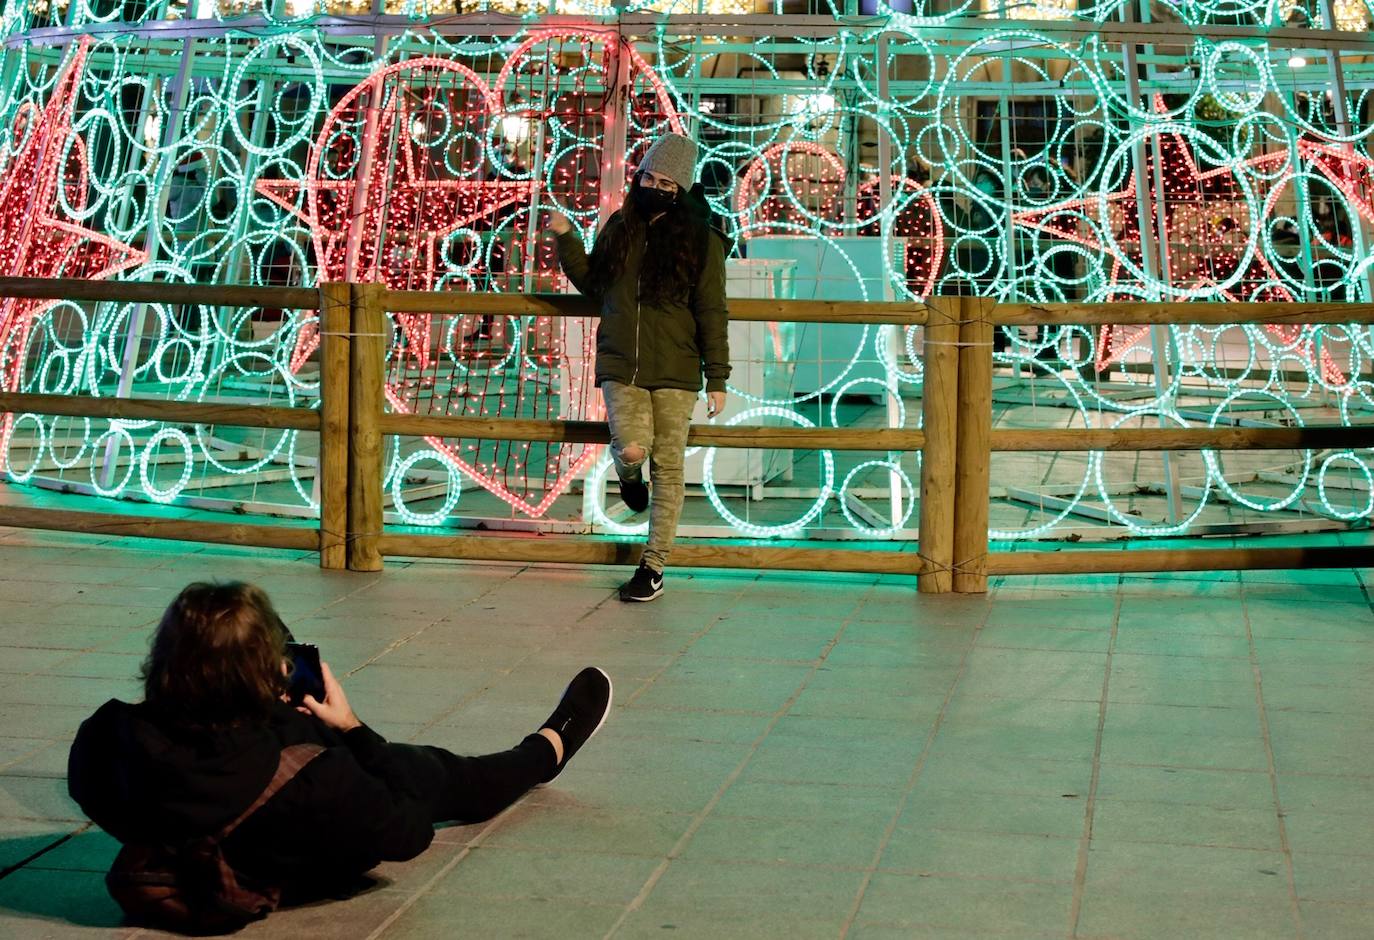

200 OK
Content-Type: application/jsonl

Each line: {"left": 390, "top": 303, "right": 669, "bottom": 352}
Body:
{"left": 618, "top": 475, "right": 650, "bottom": 513}
{"left": 618, "top": 563, "right": 664, "bottom": 602}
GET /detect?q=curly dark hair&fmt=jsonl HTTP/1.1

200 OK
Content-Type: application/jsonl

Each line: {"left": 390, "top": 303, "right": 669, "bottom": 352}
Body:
{"left": 142, "top": 581, "right": 291, "bottom": 728}
{"left": 586, "top": 173, "right": 712, "bottom": 305}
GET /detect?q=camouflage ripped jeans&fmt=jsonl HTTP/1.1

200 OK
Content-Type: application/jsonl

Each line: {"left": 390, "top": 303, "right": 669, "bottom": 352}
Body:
{"left": 601, "top": 380, "right": 699, "bottom": 573}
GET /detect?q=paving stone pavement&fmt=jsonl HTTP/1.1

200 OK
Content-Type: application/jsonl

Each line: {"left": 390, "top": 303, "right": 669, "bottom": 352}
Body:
{"left": 0, "top": 526, "right": 1372, "bottom": 939}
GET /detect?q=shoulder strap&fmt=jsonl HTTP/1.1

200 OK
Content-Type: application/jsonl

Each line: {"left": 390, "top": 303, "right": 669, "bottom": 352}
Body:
{"left": 216, "top": 743, "right": 324, "bottom": 841}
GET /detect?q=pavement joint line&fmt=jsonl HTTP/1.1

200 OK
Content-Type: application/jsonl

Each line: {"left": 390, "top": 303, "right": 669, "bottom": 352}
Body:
{"left": 1066, "top": 575, "right": 1124, "bottom": 939}
{"left": 834, "top": 594, "right": 994, "bottom": 939}
{"left": 603, "top": 576, "right": 753, "bottom": 712}
{"left": 400, "top": 580, "right": 621, "bottom": 740}
{"left": 340, "top": 622, "right": 452, "bottom": 679}
{"left": 1097, "top": 759, "right": 1296, "bottom": 773}
{"left": 0, "top": 740, "right": 63, "bottom": 776}
{"left": 615, "top": 615, "right": 733, "bottom": 711}
{"left": 335, "top": 569, "right": 524, "bottom": 682}
{"left": 364, "top": 811, "right": 519, "bottom": 940}
{"left": 1240, "top": 570, "right": 1306, "bottom": 940}
{"left": 0, "top": 821, "right": 92, "bottom": 881}
{"left": 600, "top": 596, "right": 864, "bottom": 939}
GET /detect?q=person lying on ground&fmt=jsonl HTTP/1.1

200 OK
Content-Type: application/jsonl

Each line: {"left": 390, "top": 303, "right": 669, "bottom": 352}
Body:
{"left": 67, "top": 580, "right": 612, "bottom": 933}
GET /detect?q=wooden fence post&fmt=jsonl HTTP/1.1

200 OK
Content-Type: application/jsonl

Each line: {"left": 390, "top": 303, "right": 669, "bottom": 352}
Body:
{"left": 918, "top": 296, "right": 961, "bottom": 594}
{"left": 318, "top": 282, "right": 351, "bottom": 570}
{"left": 347, "top": 282, "right": 385, "bottom": 572}
{"left": 953, "top": 296, "right": 993, "bottom": 593}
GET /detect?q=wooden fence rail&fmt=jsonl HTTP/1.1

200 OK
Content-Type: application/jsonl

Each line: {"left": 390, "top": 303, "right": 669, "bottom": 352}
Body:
{"left": 989, "top": 427, "right": 1374, "bottom": 452}
{"left": 378, "top": 289, "right": 932, "bottom": 326}
{"left": 0, "top": 276, "right": 319, "bottom": 310}
{"left": 374, "top": 414, "right": 926, "bottom": 452}
{"left": 1, "top": 277, "right": 1372, "bottom": 590}
{"left": 0, "top": 392, "right": 320, "bottom": 431}
{"left": 992, "top": 301, "right": 1374, "bottom": 326}
{"left": 988, "top": 545, "right": 1374, "bottom": 576}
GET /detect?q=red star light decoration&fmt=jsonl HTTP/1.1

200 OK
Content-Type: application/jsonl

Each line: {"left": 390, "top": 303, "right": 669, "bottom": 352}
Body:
{"left": 0, "top": 38, "right": 148, "bottom": 468}
{"left": 1299, "top": 139, "right": 1374, "bottom": 227}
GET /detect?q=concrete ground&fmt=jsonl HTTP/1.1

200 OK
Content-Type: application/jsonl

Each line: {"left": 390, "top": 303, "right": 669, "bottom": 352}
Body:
{"left": 0, "top": 527, "right": 1371, "bottom": 939}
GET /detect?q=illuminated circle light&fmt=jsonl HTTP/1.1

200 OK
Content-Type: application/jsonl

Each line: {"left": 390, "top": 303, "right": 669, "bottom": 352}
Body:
{"left": 829, "top": 378, "right": 906, "bottom": 431}
{"left": 1094, "top": 409, "right": 1211, "bottom": 537}
{"left": 195, "top": 354, "right": 297, "bottom": 476}
{"left": 988, "top": 362, "right": 1098, "bottom": 541}
{"left": 701, "top": 406, "right": 835, "bottom": 538}
{"left": 3, "top": 413, "right": 45, "bottom": 483}
{"left": 89, "top": 425, "right": 136, "bottom": 498}
{"left": 139, "top": 427, "right": 194, "bottom": 504}
{"left": 839, "top": 459, "right": 915, "bottom": 537}
{"left": 288, "top": 421, "right": 323, "bottom": 510}
{"left": 586, "top": 451, "right": 649, "bottom": 537}
{"left": 47, "top": 416, "right": 92, "bottom": 471}
{"left": 1316, "top": 451, "right": 1374, "bottom": 520}
{"left": 1202, "top": 391, "right": 1311, "bottom": 513}
{"left": 390, "top": 449, "right": 463, "bottom": 526}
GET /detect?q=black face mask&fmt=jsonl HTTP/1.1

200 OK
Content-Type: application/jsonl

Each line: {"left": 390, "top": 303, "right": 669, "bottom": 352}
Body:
{"left": 632, "top": 185, "right": 677, "bottom": 216}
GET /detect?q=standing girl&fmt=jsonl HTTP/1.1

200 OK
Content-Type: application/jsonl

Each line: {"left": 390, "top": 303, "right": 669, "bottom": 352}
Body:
{"left": 550, "top": 133, "right": 731, "bottom": 601}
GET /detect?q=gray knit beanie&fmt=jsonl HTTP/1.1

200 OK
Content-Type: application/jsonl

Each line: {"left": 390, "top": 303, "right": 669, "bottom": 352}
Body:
{"left": 638, "top": 133, "right": 698, "bottom": 190}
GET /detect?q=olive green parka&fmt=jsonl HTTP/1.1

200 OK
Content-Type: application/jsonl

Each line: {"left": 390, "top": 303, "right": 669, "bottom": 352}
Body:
{"left": 555, "top": 212, "right": 731, "bottom": 393}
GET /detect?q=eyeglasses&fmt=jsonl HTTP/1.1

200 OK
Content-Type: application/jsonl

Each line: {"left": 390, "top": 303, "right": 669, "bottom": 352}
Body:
{"left": 639, "top": 172, "right": 679, "bottom": 193}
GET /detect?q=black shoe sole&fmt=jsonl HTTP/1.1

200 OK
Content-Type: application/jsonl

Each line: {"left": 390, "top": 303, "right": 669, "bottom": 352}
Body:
{"left": 585, "top": 667, "right": 613, "bottom": 739}
{"left": 618, "top": 585, "right": 663, "bottom": 602}
{"left": 618, "top": 481, "right": 649, "bottom": 514}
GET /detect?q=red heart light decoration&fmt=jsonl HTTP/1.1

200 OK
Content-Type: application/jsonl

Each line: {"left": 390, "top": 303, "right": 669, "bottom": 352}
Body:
{"left": 258, "top": 36, "right": 684, "bottom": 518}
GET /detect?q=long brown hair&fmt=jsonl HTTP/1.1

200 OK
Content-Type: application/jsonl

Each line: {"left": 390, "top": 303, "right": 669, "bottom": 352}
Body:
{"left": 586, "top": 173, "right": 711, "bottom": 304}
{"left": 142, "top": 582, "right": 290, "bottom": 728}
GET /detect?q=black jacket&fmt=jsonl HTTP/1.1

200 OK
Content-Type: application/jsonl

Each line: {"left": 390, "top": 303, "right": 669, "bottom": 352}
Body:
{"left": 68, "top": 700, "right": 435, "bottom": 892}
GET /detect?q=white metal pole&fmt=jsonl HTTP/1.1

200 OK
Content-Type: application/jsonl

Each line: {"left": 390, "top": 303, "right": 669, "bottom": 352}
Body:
{"left": 876, "top": 31, "right": 902, "bottom": 531}
{"left": 1122, "top": 3, "right": 1184, "bottom": 524}
{"left": 584, "top": 27, "right": 632, "bottom": 524}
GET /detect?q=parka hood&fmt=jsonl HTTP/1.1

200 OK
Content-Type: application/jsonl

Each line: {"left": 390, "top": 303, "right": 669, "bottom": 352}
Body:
{"left": 68, "top": 699, "right": 281, "bottom": 845}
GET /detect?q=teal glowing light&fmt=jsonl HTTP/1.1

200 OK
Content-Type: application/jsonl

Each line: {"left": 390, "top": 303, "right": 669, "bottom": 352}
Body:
{"left": 701, "top": 406, "right": 835, "bottom": 538}
{"left": 390, "top": 449, "right": 463, "bottom": 526}
{"left": 0, "top": 5, "right": 1371, "bottom": 545}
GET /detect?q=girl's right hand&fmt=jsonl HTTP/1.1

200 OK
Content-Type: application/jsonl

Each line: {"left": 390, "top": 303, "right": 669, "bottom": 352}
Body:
{"left": 547, "top": 210, "right": 572, "bottom": 235}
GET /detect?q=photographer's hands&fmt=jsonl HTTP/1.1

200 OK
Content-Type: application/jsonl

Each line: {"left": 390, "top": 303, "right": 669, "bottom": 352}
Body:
{"left": 301, "top": 661, "right": 362, "bottom": 732}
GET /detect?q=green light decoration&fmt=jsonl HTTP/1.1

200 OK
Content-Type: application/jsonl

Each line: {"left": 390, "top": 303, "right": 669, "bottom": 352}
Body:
{"left": 0, "top": 1, "right": 1373, "bottom": 542}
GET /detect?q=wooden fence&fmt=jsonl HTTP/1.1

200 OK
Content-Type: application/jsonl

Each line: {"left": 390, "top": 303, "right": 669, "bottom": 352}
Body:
{"left": 1, "top": 276, "right": 1373, "bottom": 593}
